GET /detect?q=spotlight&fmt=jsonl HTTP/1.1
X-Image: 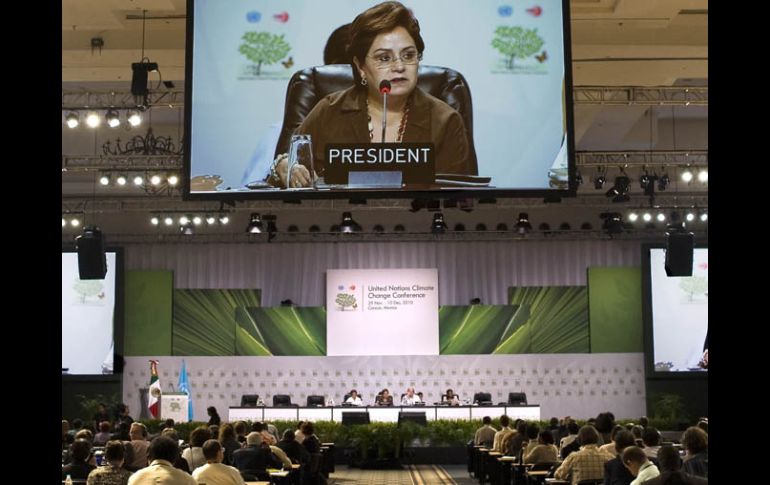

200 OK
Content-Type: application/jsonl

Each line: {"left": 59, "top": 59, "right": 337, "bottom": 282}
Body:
{"left": 62, "top": 218, "right": 66, "bottom": 227}
{"left": 431, "top": 213, "right": 447, "bottom": 234}
{"left": 247, "top": 213, "right": 263, "bottom": 233}
{"left": 600, "top": 212, "right": 624, "bottom": 235}
{"left": 309, "top": 225, "right": 321, "bottom": 233}
{"left": 580, "top": 222, "right": 593, "bottom": 230}
{"left": 575, "top": 170, "right": 583, "bottom": 185}
{"left": 206, "top": 215, "right": 216, "bottom": 225}
{"left": 98, "top": 174, "right": 110, "bottom": 186}
{"left": 454, "top": 223, "right": 466, "bottom": 231}
{"left": 393, "top": 224, "right": 406, "bottom": 232}
{"left": 164, "top": 216, "right": 174, "bottom": 226}
{"left": 627, "top": 212, "right": 639, "bottom": 222}
{"left": 150, "top": 216, "right": 159, "bottom": 226}
{"left": 697, "top": 168, "right": 708, "bottom": 183}
{"left": 180, "top": 222, "right": 194, "bottom": 235}
{"left": 287, "top": 225, "right": 299, "bottom": 232}
{"left": 116, "top": 175, "right": 127, "bottom": 186}
{"left": 340, "top": 212, "right": 362, "bottom": 233}
{"left": 681, "top": 168, "right": 694, "bottom": 183}
{"left": 515, "top": 212, "right": 532, "bottom": 234}
{"left": 558, "top": 222, "right": 571, "bottom": 231}
{"left": 133, "top": 175, "right": 144, "bottom": 186}
{"left": 495, "top": 223, "right": 509, "bottom": 231}
{"left": 593, "top": 168, "right": 606, "bottom": 189}
{"left": 66, "top": 112, "right": 79, "bottom": 128}
{"left": 699, "top": 210, "right": 708, "bottom": 222}
{"left": 127, "top": 110, "right": 142, "bottom": 127}
{"left": 219, "top": 214, "right": 230, "bottom": 225}
{"left": 167, "top": 175, "right": 179, "bottom": 186}
{"left": 605, "top": 176, "right": 630, "bottom": 203}
{"left": 657, "top": 173, "right": 670, "bottom": 191}
{"left": 179, "top": 216, "right": 189, "bottom": 225}
{"left": 642, "top": 212, "right": 652, "bottom": 222}
{"left": 639, "top": 172, "right": 657, "bottom": 196}
{"left": 280, "top": 299, "right": 294, "bottom": 307}
{"left": 470, "top": 298, "right": 482, "bottom": 305}
{"left": 150, "top": 175, "right": 162, "bottom": 186}
{"left": 192, "top": 216, "right": 202, "bottom": 225}
{"left": 475, "top": 223, "right": 487, "bottom": 231}
{"left": 685, "top": 211, "right": 696, "bottom": 222}
{"left": 70, "top": 218, "right": 81, "bottom": 228}
{"left": 538, "top": 222, "right": 551, "bottom": 232}
{"left": 372, "top": 224, "right": 385, "bottom": 233}
{"left": 105, "top": 109, "right": 120, "bottom": 128}
{"left": 656, "top": 213, "right": 666, "bottom": 222}
{"left": 85, "top": 111, "right": 101, "bottom": 128}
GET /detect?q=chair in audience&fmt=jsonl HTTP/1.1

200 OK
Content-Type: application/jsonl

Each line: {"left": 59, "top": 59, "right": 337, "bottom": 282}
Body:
{"left": 303, "top": 452, "right": 323, "bottom": 485}
{"left": 508, "top": 392, "right": 528, "bottom": 406}
{"left": 240, "top": 394, "right": 259, "bottom": 407}
{"left": 307, "top": 395, "right": 325, "bottom": 407}
{"left": 273, "top": 394, "right": 293, "bottom": 407}
{"left": 473, "top": 392, "right": 492, "bottom": 405}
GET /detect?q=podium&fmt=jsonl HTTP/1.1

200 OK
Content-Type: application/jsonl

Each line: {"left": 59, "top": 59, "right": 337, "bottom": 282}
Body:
{"left": 160, "top": 392, "right": 189, "bottom": 422}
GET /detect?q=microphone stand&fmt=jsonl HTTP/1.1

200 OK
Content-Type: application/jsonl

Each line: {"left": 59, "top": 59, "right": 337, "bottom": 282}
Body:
{"left": 381, "top": 90, "right": 388, "bottom": 143}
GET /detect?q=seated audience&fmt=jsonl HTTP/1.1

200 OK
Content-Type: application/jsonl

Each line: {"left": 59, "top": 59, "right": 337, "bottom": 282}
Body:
{"left": 473, "top": 416, "right": 497, "bottom": 448}
{"left": 86, "top": 440, "right": 132, "bottom": 485}
{"left": 681, "top": 426, "right": 708, "bottom": 478}
{"left": 642, "top": 445, "right": 708, "bottom": 485}
{"left": 554, "top": 425, "right": 614, "bottom": 485}
{"left": 191, "top": 439, "right": 246, "bottom": 485}
{"left": 622, "top": 446, "right": 660, "bottom": 485}
{"left": 127, "top": 436, "right": 197, "bottom": 485}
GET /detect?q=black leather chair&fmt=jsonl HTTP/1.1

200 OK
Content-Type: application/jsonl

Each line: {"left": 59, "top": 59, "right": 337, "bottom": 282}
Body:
{"left": 275, "top": 63, "right": 478, "bottom": 174}
{"left": 272, "top": 394, "right": 292, "bottom": 407}
{"left": 508, "top": 392, "right": 528, "bottom": 406}
{"left": 240, "top": 394, "right": 259, "bottom": 407}
{"left": 307, "top": 395, "right": 325, "bottom": 407}
{"left": 473, "top": 392, "right": 492, "bottom": 405}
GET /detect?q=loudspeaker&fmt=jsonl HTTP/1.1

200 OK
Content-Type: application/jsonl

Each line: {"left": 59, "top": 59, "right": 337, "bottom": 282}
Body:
{"left": 131, "top": 62, "right": 149, "bottom": 96}
{"left": 665, "top": 230, "right": 694, "bottom": 276}
{"left": 76, "top": 227, "right": 107, "bottom": 279}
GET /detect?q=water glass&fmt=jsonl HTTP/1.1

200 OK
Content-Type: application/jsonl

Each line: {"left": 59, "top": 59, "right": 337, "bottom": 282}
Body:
{"left": 286, "top": 134, "right": 315, "bottom": 188}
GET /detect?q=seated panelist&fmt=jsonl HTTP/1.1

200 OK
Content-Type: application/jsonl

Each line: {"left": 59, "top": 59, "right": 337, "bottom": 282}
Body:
{"left": 376, "top": 388, "right": 394, "bottom": 407}
{"left": 344, "top": 389, "right": 364, "bottom": 406}
{"left": 401, "top": 387, "right": 422, "bottom": 406}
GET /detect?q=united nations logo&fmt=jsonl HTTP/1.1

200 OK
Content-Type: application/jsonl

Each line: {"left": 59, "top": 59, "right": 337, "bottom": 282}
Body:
{"left": 150, "top": 387, "right": 162, "bottom": 398}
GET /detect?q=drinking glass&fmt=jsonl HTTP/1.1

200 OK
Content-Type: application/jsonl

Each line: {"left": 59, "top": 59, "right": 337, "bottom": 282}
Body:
{"left": 286, "top": 134, "right": 315, "bottom": 188}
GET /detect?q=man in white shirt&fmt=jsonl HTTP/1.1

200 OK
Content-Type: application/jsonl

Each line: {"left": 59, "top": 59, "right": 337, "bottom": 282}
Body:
{"left": 623, "top": 446, "right": 660, "bottom": 485}
{"left": 192, "top": 439, "right": 246, "bottom": 485}
{"left": 344, "top": 389, "right": 364, "bottom": 406}
{"left": 128, "top": 436, "right": 197, "bottom": 485}
{"left": 401, "top": 387, "right": 422, "bottom": 406}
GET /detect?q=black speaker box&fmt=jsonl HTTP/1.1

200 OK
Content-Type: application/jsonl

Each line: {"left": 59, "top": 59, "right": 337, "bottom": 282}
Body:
{"left": 665, "top": 230, "right": 694, "bottom": 277}
{"left": 76, "top": 227, "right": 107, "bottom": 279}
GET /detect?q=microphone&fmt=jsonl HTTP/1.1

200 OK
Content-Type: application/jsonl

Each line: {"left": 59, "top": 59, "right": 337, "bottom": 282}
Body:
{"left": 379, "top": 80, "right": 391, "bottom": 142}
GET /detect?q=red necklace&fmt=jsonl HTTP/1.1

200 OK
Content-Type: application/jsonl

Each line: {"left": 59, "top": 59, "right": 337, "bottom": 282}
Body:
{"left": 367, "top": 94, "right": 411, "bottom": 142}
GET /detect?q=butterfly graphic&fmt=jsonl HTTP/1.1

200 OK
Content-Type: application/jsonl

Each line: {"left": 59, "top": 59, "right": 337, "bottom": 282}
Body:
{"left": 535, "top": 51, "right": 548, "bottom": 63}
{"left": 281, "top": 57, "right": 294, "bottom": 69}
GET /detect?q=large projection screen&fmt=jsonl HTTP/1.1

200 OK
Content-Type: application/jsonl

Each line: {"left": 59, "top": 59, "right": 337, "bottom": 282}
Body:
{"left": 184, "top": 0, "right": 575, "bottom": 199}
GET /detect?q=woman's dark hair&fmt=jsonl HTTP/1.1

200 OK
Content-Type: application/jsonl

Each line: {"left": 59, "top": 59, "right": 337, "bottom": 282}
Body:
{"left": 218, "top": 423, "right": 236, "bottom": 442}
{"left": 324, "top": 24, "right": 352, "bottom": 64}
{"left": 348, "top": 1, "right": 425, "bottom": 84}
{"left": 301, "top": 421, "right": 315, "bottom": 435}
{"left": 189, "top": 426, "right": 212, "bottom": 447}
{"left": 538, "top": 430, "right": 554, "bottom": 445}
{"left": 207, "top": 406, "right": 219, "bottom": 416}
{"left": 681, "top": 426, "right": 708, "bottom": 453}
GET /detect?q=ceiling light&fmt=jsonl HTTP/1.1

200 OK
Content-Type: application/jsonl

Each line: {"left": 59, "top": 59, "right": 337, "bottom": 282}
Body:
{"left": 206, "top": 215, "right": 216, "bottom": 225}
{"left": 642, "top": 212, "right": 652, "bottom": 222}
{"left": 656, "top": 213, "right": 666, "bottom": 222}
{"left": 180, "top": 222, "right": 194, "bottom": 236}
{"left": 340, "top": 212, "right": 362, "bottom": 233}
{"left": 167, "top": 175, "right": 179, "bottom": 186}
{"left": 628, "top": 212, "right": 639, "bottom": 222}
{"left": 66, "top": 112, "right": 79, "bottom": 128}
{"left": 85, "top": 112, "right": 101, "bottom": 128}
{"left": 105, "top": 109, "right": 120, "bottom": 128}
{"left": 606, "top": 175, "right": 630, "bottom": 203}
{"left": 685, "top": 211, "right": 696, "bottom": 222}
{"left": 219, "top": 215, "right": 230, "bottom": 225}
{"left": 515, "top": 212, "right": 532, "bottom": 234}
{"left": 133, "top": 175, "right": 144, "bottom": 186}
{"left": 431, "top": 213, "right": 447, "bottom": 234}
{"left": 681, "top": 167, "right": 693, "bottom": 183}
{"left": 150, "top": 216, "right": 159, "bottom": 226}
{"left": 127, "top": 110, "right": 142, "bottom": 126}
{"left": 98, "top": 174, "right": 110, "bottom": 186}
{"left": 699, "top": 211, "right": 707, "bottom": 222}
{"left": 179, "top": 216, "right": 189, "bottom": 225}
{"left": 600, "top": 212, "right": 623, "bottom": 235}
{"left": 150, "top": 175, "right": 162, "bottom": 185}
{"left": 70, "top": 218, "right": 81, "bottom": 228}
{"left": 164, "top": 216, "right": 174, "bottom": 226}
{"left": 116, "top": 175, "right": 127, "bottom": 186}
{"left": 192, "top": 216, "right": 202, "bottom": 225}
{"left": 697, "top": 168, "right": 708, "bottom": 183}
{"left": 247, "top": 213, "right": 263, "bottom": 234}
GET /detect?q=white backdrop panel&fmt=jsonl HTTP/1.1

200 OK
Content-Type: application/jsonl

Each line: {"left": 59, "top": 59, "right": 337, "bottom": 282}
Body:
{"left": 124, "top": 353, "right": 645, "bottom": 421}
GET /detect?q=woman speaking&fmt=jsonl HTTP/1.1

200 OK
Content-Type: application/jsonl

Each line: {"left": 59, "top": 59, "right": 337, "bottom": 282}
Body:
{"left": 270, "top": 1, "right": 471, "bottom": 187}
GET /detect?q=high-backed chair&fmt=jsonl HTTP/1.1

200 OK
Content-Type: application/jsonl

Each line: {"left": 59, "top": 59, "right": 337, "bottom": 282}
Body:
{"left": 307, "top": 395, "right": 325, "bottom": 407}
{"left": 275, "top": 64, "right": 478, "bottom": 175}
{"left": 508, "top": 392, "right": 528, "bottom": 406}
{"left": 272, "top": 394, "right": 292, "bottom": 407}
{"left": 473, "top": 392, "right": 492, "bottom": 405}
{"left": 240, "top": 394, "right": 259, "bottom": 407}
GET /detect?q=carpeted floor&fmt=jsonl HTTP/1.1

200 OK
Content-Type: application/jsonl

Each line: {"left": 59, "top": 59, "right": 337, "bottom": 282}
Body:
{"left": 328, "top": 464, "right": 476, "bottom": 484}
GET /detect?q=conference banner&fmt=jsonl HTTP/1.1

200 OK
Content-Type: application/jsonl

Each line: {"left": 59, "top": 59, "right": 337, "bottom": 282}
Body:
{"left": 326, "top": 269, "right": 439, "bottom": 356}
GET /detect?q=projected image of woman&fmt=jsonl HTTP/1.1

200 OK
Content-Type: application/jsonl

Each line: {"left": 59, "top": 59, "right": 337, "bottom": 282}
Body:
{"left": 268, "top": 1, "right": 471, "bottom": 187}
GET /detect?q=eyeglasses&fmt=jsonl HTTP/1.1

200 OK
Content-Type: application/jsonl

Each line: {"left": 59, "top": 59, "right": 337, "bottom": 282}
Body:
{"left": 369, "top": 49, "right": 422, "bottom": 69}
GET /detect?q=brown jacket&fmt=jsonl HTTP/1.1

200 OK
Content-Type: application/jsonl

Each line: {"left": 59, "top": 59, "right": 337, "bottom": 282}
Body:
{"left": 296, "top": 85, "right": 471, "bottom": 176}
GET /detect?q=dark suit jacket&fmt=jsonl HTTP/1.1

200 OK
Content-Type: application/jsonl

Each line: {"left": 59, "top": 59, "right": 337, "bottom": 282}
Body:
{"left": 277, "top": 438, "right": 310, "bottom": 464}
{"left": 232, "top": 444, "right": 281, "bottom": 474}
{"left": 642, "top": 471, "right": 708, "bottom": 485}
{"left": 603, "top": 456, "right": 634, "bottom": 485}
{"left": 296, "top": 85, "right": 472, "bottom": 176}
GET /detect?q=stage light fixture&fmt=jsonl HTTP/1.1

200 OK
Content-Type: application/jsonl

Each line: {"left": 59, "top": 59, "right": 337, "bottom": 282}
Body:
{"left": 340, "top": 212, "right": 362, "bottom": 233}
{"left": 62, "top": 218, "right": 66, "bottom": 227}
{"left": 515, "top": 212, "right": 532, "bottom": 234}
{"left": 697, "top": 168, "right": 708, "bottom": 183}
{"left": 287, "top": 225, "right": 299, "bottom": 232}
{"left": 680, "top": 167, "right": 693, "bottom": 183}
{"left": 150, "top": 175, "right": 162, "bottom": 186}
{"left": 558, "top": 222, "right": 571, "bottom": 231}
{"left": 580, "top": 222, "right": 593, "bottom": 230}
{"left": 606, "top": 175, "right": 631, "bottom": 203}
{"left": 656, "top": 213, "right": 666, "bottom": 222}
{"left": 167, "top": 175, "right": 179, "bottom": 186}
{"left": 127, "top": 110, "right": 142, "bottom": 127}
{"left": 66, "top": 112, "right": 79, "bottom": 128}
{"left": 164, "top": 216, "right": 174, "bottom": 226}
{"left": 593, "top": 167, "right": 606, "bottom": 189}
{"left": 699, "top": 210, "right": 708, "bottom": 222}
{"left": 105, "top": 109, "right": 120, "bottom": 128}
{"left": 309, "top": 225, "right": 321, "bottom": 233}
{"left": 538, "top": 222, "right": 551, "bottom": 232}
{"left": 600, "top": 212, "right": 624, "bottom": 235}
{"left": 372, "top": 224, "right": 385, "bottom": 233}
{"left": 206, "top": 215, "right": 216, "bottom": 225}
{"left": 98, "top": 174, "right": 110, "bottom": 186}
{"left": 657, "top": 172, "right": 669, "bottom": 191}
{"left": 685, "top": 211, "right": 696, "bottom": 222}
{"left": 70, "top": 217, "right": 81, "bottom": 228}
{"left": 431, "top": 213, "right": 447, "bottom": 234}
{"left": 628, "top": 212, "right": 639, "bottom": 222}
{"left": 495, "top": 223, "right": 509, "bottom": 231}
{"left": 150, "top": 216, "right": 159, "bottom": 226}
{"left": 133, "top": 175, "right": 144, "bottom": 186}
{"left": 180, "top": 222, "right": 194, "bottom": 235}
{"left": 475, "top": 223, "right": 487, "bottom": 231}
{"left": 85, "top": 111, "right": 100, "bottom": 128}
{"left": 116, "top": 175, "right": 127, "bottom": 186}
{"left": 575, "top": 170, "right": 583, "bottom": 185}
{"left": 247, "top": 213, "right": 264, "bottom": 234}
{"left": 219, "top": 214, "right": 230, "bottom": 225}
{"left": 192, "top": 216, "right": 202, "bottom": 225}
{"left": 393, "top": 224, "right": 406, "bottom": 232}
{"left": 454, "top": 223, "right": 466, "bottom": 231}
{"left": 179, "top": 216, "right": 189, "bottom": 225}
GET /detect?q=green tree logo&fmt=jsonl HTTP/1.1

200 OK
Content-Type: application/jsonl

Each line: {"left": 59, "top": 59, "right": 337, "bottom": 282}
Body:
{"left": 491, "top": 26, "right": 545, "bottom": 70}
{"left": 73, "top": 279, "right": 104, "bottom": 303}
{"left": 335, "top": 293, "right": 358, "bottom": 311}
{"left": 679, "top": 276, "right": 708, "bottom": 302}
{"left": 239, "top": 32, "right": 291, "bottom": 76}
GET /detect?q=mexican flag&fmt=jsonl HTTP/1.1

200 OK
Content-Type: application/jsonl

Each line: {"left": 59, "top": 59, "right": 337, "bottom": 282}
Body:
{"left": 148, "top": 360, "right": 161, "bottom": 418}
